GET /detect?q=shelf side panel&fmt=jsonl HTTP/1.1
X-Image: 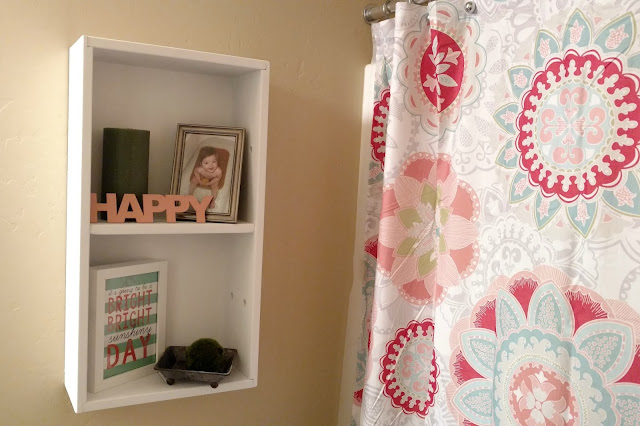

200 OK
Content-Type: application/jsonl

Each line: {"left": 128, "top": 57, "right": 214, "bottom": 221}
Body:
{"left": 233, "top": 68, "right": 269, "bottom": 381}
{"left": 65, "top": 36, "right": 92, "bottom": 413}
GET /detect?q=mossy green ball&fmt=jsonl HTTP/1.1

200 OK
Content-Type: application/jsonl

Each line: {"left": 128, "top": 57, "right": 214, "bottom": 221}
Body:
{"left": 185, "top": 338, "right": 226, "bottom": 372}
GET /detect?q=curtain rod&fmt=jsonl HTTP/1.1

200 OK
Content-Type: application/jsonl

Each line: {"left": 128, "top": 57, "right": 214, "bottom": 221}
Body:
{"left": 363, "top": 0, "right": 476, "bottom": 24}
{"left": 363, "top": 0, "right": 430, "bottom": 24}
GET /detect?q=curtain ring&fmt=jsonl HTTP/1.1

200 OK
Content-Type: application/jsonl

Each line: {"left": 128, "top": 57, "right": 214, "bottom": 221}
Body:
{"left": 382, "top": 0, "right": 393, "bottom": 17}
{"left": 464, "top": 1, "right": 477, "bottom": 13}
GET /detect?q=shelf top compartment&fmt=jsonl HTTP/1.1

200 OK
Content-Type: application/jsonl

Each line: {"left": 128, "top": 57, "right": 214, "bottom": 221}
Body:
{"left": 86, "top": 36, "right": 269, "bottom": 76}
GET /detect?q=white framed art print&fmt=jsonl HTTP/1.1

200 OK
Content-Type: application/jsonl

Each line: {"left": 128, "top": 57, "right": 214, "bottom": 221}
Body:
{"left": 88, "top": 260, "right": 168, "bottom": 393}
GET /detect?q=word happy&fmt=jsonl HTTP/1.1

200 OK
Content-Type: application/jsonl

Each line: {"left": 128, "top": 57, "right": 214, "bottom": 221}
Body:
{"left": 90, "top": 193, "right": 213, "bottom": 223}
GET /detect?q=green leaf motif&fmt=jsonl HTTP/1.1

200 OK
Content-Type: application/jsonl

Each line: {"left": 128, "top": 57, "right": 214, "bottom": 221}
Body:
{"left": 508, "top": 67, "right": 534, "bottom": 100}
{"left": 594, "top": 12, "right": 636, "bottom": 55}
{"left": 534, "top": 192, "right": 562, "bottom": 229}
{"left": 496, "top": 290, "right": 526, "bottom": 340}
{"left": 575, "top": 321, "right": 634, "bottom": 382}
{"left": 496, "top": 139, "right": 518, "bottom": 169}
{"left": 628, "top": 53, "right": 640, "bottom": 69}
{"left": 527, "top": 283, "right": 574, "bottom": 337}
{"left": 562, "top": 10, "right": 592, "bottom": 48}
{"left": 460, "top": 330, "right": 496, "bottom": 379}
{"left": 566, "top": 200, "right": 598, "bottom": 238}
{"left": 397, "top": 237, "right": 417, "bottom": 256}
{"left": 398, "top": 208, "right": 422, "bottom": 229}
{"left": 493, "top": 103, "right": 519, "bottom": 136}
{"left": 602, "top": 173, "right": 640, "bottom": 217}
{"left": 418, "top": 250, "right": 437, "bottom": 277}
{"left": 440, "top": 208, "right": 450, "bottom": 226}
{"left": 611, "top": 384, "right": 640, "bottom": 421}
{"left": 534, "top": 30, "right": 560, "bottom": 68}
{"left": 509, "top": 172, "right": 535, "bottom": 203}
{"left": 421, "top": 184, "right": 437, "bottom": 208}
{"left": 453, "top": 380, "right": 494, "bottom": 425}
{"left": 438, "top": 235, "right": 447, "bottom": 253}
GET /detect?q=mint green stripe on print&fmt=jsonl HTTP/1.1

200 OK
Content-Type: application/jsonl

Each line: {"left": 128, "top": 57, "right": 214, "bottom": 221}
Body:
{"left": 104, "top": 334, "right": 156, "bottom": 357}
{"left": 105, "top": 293, "right": 158, "bottom": 313}
{"left": 105, "top": 272, "right": 158, "bottom": 291}
{"left": 103, "top": 355, "right": 156, "bottom": 379}
{"left": 104, "top": 314, "right": 157, "bottom": 335}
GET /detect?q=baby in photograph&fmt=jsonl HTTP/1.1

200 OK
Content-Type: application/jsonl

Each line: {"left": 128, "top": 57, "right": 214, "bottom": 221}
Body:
{"left": 189, "top": 147, "right": 222, "bottom": 208}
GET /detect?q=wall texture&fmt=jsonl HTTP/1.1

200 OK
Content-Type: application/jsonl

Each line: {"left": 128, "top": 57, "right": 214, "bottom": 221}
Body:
{"left": 0, "top": 1, "right": 371, "bottom": 424}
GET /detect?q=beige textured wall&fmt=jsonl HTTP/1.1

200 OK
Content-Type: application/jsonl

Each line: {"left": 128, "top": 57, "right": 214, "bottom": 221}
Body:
{"left": 0, "top": 1, "right": 370, "bottom": 424}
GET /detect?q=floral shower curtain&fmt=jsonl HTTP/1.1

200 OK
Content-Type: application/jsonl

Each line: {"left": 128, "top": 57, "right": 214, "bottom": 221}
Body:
{"left": 350, "top": 0, "right": 640, "bottom": 424}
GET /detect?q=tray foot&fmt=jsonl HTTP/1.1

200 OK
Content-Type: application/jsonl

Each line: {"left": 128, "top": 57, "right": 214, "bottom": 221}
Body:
{"left": 157, "top": 371, "right": 175, "bottom": 385}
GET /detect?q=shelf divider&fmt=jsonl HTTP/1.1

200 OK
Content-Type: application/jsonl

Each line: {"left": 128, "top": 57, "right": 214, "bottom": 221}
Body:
{"left": 90, "top": 219, "right": 255, "bottom": 235}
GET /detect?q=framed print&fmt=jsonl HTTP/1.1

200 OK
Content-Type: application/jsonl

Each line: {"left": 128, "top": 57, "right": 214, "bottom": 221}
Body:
{"left": 88, "top": 260, "right": 168, "bottom": 393}
{"left": 170, "top": 124, "right": 245, "bottom": 223}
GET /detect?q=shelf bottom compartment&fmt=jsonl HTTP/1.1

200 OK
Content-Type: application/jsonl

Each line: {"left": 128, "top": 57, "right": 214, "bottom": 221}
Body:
{"left": 84, "top": 368, "right": 254, "bottom": 411}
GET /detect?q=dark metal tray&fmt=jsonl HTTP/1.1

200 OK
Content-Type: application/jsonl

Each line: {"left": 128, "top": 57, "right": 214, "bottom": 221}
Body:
{"left": 154, "top": 346, "right": 237, "bottom": 388}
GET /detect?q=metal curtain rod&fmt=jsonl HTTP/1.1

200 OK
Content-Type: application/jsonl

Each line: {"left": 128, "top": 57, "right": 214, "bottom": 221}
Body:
{"left": 363, "top": 0, "right": 430, "bottom": 24}
{"left": 363, "top": 0, "right": 477, "bottom": 24}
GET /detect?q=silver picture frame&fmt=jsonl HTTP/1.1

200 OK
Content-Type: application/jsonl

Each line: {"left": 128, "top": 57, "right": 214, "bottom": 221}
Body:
{"left": 170, "top": 124, "right": 245, "bottom": 223}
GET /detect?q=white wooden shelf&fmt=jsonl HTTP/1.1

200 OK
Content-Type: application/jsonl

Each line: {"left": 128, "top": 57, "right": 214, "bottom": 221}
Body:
{"left": 65, "top": 36, "right": 269, "bottom": 413}
{"left": 90, "top": 219, "right": 255, "bottom": 235}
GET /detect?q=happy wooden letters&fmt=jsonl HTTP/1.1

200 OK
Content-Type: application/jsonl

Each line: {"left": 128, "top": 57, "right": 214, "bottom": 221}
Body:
{"left": 91, "top": 193, "right": 213, "bottom": 223}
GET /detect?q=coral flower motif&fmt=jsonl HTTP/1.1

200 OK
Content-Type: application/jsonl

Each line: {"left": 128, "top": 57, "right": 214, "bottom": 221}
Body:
{"left": 377, "top": 153, "right": 479, "bottom": 305}
{"left": 516, "top": 368, "right": 572, "bottom": 425}
{"left": 447, "top": 266, "right": 640, "bottom": 425}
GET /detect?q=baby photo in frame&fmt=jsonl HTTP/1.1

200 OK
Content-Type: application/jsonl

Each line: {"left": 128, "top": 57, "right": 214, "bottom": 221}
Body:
{"left": 170, "top": 124, "right": 245, "bottom": 223}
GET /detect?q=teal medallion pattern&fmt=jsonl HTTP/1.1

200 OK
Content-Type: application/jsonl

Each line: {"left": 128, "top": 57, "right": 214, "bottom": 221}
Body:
{"left": 495, "top": 10, "right": 640, "bottom": 237}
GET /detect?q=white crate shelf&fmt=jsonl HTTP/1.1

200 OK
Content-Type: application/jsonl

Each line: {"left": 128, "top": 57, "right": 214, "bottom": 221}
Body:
{"left": 65, "top": 36, "right": 269, "bottom": 412}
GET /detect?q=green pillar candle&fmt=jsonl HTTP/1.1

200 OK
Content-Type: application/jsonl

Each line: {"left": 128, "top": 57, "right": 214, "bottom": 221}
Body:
{"left": 101, "top": 128, "right": 150, "bottom": 207}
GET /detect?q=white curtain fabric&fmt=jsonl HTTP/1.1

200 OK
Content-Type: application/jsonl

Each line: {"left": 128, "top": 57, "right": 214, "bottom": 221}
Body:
{"left": 342, "top": 1, "right": 640, "bottom": 425}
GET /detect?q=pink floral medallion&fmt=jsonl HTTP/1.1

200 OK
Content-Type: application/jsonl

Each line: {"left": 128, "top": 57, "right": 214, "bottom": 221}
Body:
{"left": 370, "top": 88, "right": 390, "bottom": 169}
{"left": 380, "top": 319, "right": 438, "bottom": 418}
{"left": 378, "top": 153, "right": 479, "bottom": 305}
